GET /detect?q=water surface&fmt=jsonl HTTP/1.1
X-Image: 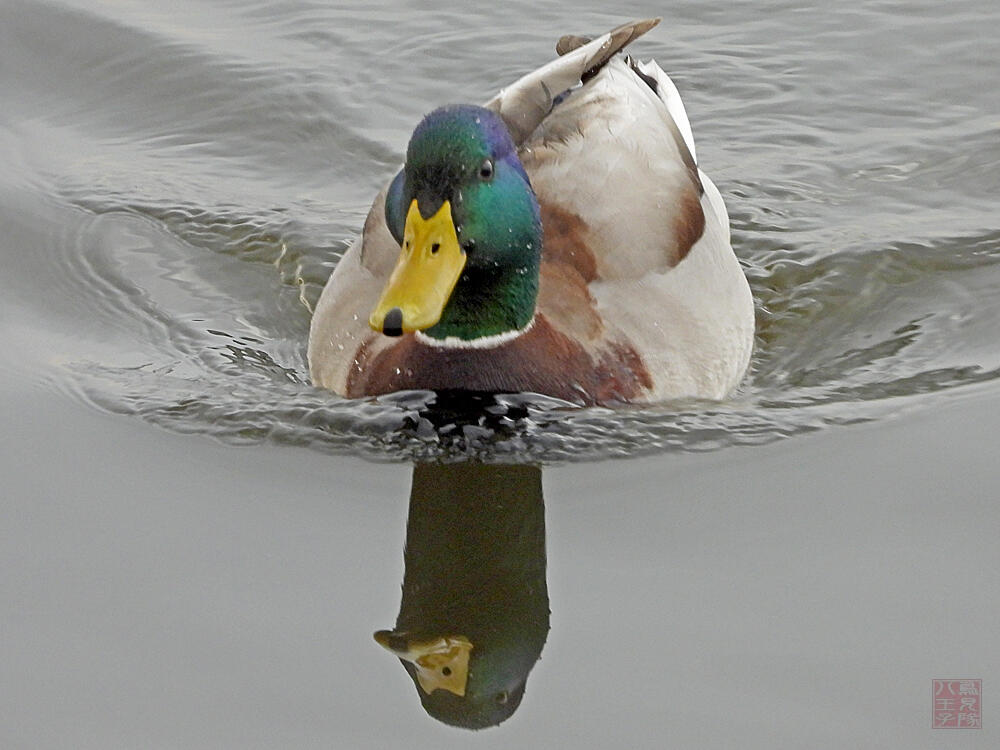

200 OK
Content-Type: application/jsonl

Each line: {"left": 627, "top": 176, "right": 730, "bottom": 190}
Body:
{"left": 1, "top": 1, "right": 998, "bottom": 747}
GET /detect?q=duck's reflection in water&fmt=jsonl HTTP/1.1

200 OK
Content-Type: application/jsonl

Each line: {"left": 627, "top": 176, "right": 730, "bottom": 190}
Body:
{"left": 375, "top": 462, "right": 549, "bottom": 729}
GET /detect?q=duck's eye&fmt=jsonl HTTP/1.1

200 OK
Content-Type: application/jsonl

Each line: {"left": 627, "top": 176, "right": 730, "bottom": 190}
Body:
{"left": 479, "top": 159, "right": 494, "bottom": 180}
{"left": 495, "top": 691, "right": 508, "bottom": 705}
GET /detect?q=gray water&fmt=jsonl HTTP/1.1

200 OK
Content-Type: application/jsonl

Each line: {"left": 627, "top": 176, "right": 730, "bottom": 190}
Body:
{"left": 1, "top": 0, "right": 998, "bottom": 747}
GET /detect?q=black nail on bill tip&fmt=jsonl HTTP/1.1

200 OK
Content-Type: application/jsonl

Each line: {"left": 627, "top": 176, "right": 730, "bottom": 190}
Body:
{"left": 383, "top": 307, "right": 404, "bottom": 337}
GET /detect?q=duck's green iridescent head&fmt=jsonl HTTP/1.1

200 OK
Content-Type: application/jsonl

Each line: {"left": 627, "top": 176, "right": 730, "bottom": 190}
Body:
{"left": 370, "top": 105, "right": 542, "bottom": 341}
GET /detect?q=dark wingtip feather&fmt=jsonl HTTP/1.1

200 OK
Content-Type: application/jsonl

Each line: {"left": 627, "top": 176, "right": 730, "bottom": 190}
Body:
{"left": 556, "top": 34, "right": 592, "bottom": 56}
{"left": 559, "top": 18, "right": 662, "bottom": 82}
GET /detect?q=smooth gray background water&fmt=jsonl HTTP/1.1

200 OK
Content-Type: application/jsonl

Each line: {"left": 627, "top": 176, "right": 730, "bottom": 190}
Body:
{"left": 2, "top": 1, "right": 998, "bottom": 747}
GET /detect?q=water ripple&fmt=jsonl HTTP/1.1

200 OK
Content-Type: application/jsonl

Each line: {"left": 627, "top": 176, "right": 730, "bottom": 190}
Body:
{"left": 58, "top": 205, "right": 1000, "bottom": 463}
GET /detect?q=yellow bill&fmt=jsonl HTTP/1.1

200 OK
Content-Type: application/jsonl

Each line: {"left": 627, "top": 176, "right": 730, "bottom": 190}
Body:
{"left": 373, "top": 630, "right": 473, "bottom": 696}
{"left": 369, "top": 199, "right": 467, "bottom": 336}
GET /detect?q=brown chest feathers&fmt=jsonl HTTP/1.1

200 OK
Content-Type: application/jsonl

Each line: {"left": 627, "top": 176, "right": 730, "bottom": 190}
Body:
{"left": 345, "top": 315, "right": 652, "bottom": 406}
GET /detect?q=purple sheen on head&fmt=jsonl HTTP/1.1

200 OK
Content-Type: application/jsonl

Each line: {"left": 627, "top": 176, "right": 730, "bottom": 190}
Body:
{"left": 407, "top": 105, "right": 518, "bottom": 168}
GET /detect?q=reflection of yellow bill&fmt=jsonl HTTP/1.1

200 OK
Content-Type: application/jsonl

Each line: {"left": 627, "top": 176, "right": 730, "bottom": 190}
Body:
{"left": 373, "top": 631, "right": 473, "bottom": 696}
{"left": 369, "top": 199, "right": 467, "bottom": 335}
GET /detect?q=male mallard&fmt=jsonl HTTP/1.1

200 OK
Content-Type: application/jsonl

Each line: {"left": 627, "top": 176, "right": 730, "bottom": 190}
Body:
{"left": 308, "top": 19, "right": 754, "bottom": 405}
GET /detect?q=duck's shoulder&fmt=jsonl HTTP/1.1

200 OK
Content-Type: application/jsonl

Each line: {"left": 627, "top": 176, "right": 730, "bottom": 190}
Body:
{"left": 523, "top": 56, "right": 706, "bottom": 281}
{"left": 513, "top": 56, "right": 754, "bottom": 400}
{"left": 307, "top": 186, "right": 399, "bottom": 394}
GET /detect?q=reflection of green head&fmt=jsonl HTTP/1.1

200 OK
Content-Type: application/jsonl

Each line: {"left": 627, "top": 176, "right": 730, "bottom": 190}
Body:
{"left": 375, "top": 462, "right": 549, "bottom": 729}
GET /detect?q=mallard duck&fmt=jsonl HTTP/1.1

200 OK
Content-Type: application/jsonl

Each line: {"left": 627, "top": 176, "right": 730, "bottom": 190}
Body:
{"left": 308, "top": 19, "right": 754, "bottom": 405}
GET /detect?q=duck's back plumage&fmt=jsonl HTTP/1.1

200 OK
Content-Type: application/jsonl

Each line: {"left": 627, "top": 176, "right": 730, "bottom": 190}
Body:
{"left": 308, "top": 20, "right": 754, "bottom": 404}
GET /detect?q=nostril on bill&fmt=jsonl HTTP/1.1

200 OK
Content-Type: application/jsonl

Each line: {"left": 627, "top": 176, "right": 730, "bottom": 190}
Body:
{"left": 383, "top": 307, "right": 403, "bottom": 336}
